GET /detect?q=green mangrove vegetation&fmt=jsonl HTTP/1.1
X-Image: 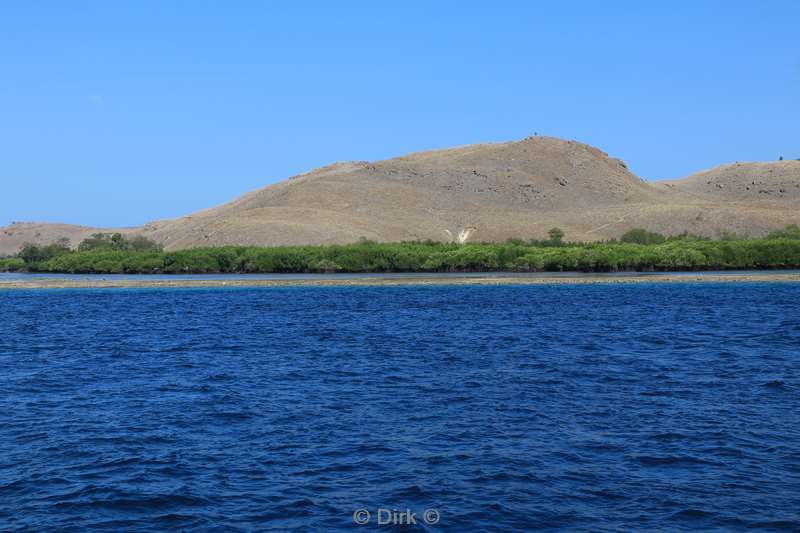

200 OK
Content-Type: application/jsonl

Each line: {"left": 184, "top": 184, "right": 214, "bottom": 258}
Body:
{"left": 2, "top": 226, "right": 800, "bottom": 274}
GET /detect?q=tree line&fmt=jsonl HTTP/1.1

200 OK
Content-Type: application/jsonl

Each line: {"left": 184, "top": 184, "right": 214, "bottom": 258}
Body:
{"left": 2, "top": 226, "right": 800, "bottom": 274}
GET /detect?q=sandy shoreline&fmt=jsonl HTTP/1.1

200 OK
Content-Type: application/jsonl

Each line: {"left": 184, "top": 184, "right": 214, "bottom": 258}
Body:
{"left": 2, "top": 272, "right": 800, "bottom": 290}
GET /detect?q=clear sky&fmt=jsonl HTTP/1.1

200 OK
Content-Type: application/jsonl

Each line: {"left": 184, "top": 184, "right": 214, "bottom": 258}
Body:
{"left": 2, "top": 1, "right": 798, "bottom": 228}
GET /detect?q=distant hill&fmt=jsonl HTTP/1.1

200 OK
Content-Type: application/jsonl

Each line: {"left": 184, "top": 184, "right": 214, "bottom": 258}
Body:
{"left": 659, "top": 160, "right": 800, "bottom": 201}
{"left": 0, "top": 223, "right": 138, "bottom": 257}
{"left": 2, "top": 136, "right": 799, "bottom": 255}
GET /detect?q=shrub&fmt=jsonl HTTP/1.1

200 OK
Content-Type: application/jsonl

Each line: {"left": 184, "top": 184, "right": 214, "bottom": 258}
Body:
{"left": 422, "top": 246, "right": 500, "bottom": 271}
{"left": 14, "top": 231, "right": 800, "bottom": 274}
{"left": 127, "top": 235, "right": 163, "bottom": 251}
{"left": 767, "top": 224, "right": 800, "bottom": 240}
{"left": 620, "top": 228, "right": 667, "bottom": 245}
{"left": 312, "top": 259, "right": 342, "bottom": 273}
{"left": 78, "top": 233, "right": 162, "bottom": 252}
{"left": 548, "top": 227, "right": 564, "bottom": 245}
{"left": 163, "top": 250, "right": 221, "bottom": 273}
{"left": 0, "top": 258, "right": 26, "bottom": 271}
{"left": 18, "top": 238, "right": 71, "bottom": 265}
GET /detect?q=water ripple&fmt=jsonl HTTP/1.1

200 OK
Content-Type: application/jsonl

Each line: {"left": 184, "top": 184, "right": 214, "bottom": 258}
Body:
{"left": 1, "top": 284, "right": 799, "bottom": 531}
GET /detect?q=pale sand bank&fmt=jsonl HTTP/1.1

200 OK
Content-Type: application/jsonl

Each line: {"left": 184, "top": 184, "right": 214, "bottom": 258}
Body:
{"left": 2, "top": 273, "right": 800, "bottom": 290}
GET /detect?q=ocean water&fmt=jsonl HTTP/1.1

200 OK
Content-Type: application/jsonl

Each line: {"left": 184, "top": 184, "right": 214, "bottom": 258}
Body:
{"left": 1, "top": 284, "right": 799, "bottom": 532}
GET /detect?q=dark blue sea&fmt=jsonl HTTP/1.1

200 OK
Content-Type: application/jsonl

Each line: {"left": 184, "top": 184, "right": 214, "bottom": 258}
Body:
{"left": 1, "top": 284, "right": 799, "bottom": 531}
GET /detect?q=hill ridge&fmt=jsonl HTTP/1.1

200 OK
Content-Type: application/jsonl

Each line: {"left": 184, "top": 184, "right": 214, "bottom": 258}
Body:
{"left": 2, "top": 135, "right": 799, "bottom": 255}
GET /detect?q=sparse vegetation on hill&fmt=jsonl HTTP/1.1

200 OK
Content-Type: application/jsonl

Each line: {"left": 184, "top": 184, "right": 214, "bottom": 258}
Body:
{"left": 767, "top": 224, "right": 800, "bottom": 240}
{"left": 620, "top": 228, "right": 667, "bottom": 245}
{"left": 3, "top": 226, "right": 800, "bottom": 274}
{"left": 4, "top": 136, "right": 799, "bottom": 256}
{"left": 18, "top": 238, "right": 71, "bottom": 264}
{"left": 78, "top": 232, "right": 163, "bottom": 252}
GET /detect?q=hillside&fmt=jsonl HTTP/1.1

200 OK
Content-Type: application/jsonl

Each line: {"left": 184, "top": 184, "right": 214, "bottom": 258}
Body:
{"left": 658, "top": 160, "right": 800, "bottom": 201}
{"left": 2, "top": 136, "right": 799, "bottom": 255}
{"left": 0, "top": 223, "right": 137, "bottom": 257}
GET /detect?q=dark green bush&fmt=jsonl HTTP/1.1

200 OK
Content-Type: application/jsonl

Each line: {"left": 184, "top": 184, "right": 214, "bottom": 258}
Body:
{"left": 0, "top": 257, "right": 26, "bottom": 271}
{"left": 18, "top": 238, "right": 71, "bottom": 265}
{"left": 548, "top": 227, "right": 565, "bottom": 245}
{"left": 78, "top": 232, "right": 162, "bottom": 252}
{"left": 767, "top": 224, "right": 800, "bottom": 240}
{"left": 11, "top": 224, "right": 800, "bottom": 274}
{"left": 620, "top": 228, "right": 667, "bottom": 245}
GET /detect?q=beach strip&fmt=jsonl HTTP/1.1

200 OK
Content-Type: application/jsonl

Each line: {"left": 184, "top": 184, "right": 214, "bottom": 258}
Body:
{"left": 2, "top": 272, "right": 800, "bottom": 290}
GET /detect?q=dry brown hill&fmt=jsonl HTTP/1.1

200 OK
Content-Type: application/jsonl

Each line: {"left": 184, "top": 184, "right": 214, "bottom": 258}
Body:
{"left": 0, "top": 223, "right": 137, "bottom": 257}
{"left": 659, "top": 160, "right": 800, "bottom": 201}
{"left": 2, "top": 136, "right": 799, "bottom": 255}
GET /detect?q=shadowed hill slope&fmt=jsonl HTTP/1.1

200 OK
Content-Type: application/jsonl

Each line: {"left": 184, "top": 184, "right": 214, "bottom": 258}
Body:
{"left": 2, "top": 136, "right": 799, "bottom": 254}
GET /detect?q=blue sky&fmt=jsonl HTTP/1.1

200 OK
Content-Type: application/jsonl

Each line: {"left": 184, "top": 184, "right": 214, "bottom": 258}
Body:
{"left": 2, "top": 1, "right": 798, "bottom": 227}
